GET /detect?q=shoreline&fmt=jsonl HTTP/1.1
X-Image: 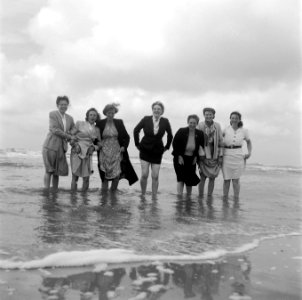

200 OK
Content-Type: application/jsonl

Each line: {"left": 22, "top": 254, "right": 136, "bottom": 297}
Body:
{"left": 0, "top": 235, "right": 301, "bottom": 299}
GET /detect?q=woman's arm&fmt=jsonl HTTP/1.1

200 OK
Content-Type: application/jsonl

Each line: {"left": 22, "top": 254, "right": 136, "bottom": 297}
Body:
{"left": 164, "top": 119, "right": 173, "bottom": 150}
{"left": 133, "top": 117, "right": 145, "bottom": 148}
{"left": 118, "top": 120, "right": 130, "bottom": 150}
{"left": 245, "top": 139, "right": 252, "bottom": 159}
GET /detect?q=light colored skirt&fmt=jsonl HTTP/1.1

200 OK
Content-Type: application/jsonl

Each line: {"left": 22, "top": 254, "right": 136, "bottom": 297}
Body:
{"left": 222, "top": 149, "right": 244, "bottom": 180}
{"left": 70, "top": 149, "right": 92, "bottom": 178}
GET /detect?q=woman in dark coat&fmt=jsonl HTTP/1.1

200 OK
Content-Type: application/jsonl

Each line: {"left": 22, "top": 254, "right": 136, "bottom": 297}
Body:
{"left": 96, "top": 103, "right": 138, "bottom": 191}
{"left": 172, "top": 114, "right": 205, "bottom": 196}
{"left": 133, "top": 101, "right": 173, "bottom": 197}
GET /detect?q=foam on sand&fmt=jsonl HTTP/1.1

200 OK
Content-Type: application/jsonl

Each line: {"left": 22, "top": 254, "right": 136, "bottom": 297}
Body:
{"left": 0, "top": 232, "right": 300, "bottom": 270}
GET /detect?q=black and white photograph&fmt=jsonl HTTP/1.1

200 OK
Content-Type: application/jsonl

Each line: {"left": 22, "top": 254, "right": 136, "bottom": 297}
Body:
{"left": 0, "top": 0, "right": 301, "bottom": 299}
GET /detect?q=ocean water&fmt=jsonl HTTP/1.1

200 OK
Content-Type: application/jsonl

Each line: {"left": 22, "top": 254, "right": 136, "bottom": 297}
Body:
{"left": 0, "top": 148, "right": 301, "bottom": 298}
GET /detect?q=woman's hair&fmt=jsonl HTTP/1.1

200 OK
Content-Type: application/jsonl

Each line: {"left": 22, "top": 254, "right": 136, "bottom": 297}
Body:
{"left": 103, "top": 103, "right": 119, "bottom": 115}
{"left": 203, "top": 107, "right": 215, "bottom": 115}
{"left": 230, "top": 111, "right": 243, "bottom": 128}
{"left": 151, "top": 101, "right": 165, "bottom": 114}
{"left": 85, "top": 107, "right": 101, "bottom": 122}
{"left": 187, "top": 114, "right": 199, "bottom": 124}
{"left": 56, "top": 95, "right": 69, "bottom": 105}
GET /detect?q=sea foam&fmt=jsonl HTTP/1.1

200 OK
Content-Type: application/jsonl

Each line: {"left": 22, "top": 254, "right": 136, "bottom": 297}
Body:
{"left": 0, "top": 232, "right": 300, "bottom": 270}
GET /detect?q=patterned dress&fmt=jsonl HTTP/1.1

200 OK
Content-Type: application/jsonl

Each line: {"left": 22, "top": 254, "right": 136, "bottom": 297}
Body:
{"left": 99, "top": 122, "right": 122, "bottom": 180}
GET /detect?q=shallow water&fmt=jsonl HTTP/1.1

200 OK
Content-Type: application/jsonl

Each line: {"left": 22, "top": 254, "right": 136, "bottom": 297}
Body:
{"left": 0, "top": 150, "right": 301, "bottom": 267}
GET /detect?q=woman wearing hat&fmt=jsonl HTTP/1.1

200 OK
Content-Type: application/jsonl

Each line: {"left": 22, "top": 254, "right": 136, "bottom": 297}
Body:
{"left": 96, "top": 103, "right": 138, "bottom": 191}
{"left": 222, "top": 111, "right": 252, "bottom": 200}
{"left": 197, "top": 107, "right": 223, "bottom": 198}
{"left": 133, "top": 101, "right": 173, "bottom": 197}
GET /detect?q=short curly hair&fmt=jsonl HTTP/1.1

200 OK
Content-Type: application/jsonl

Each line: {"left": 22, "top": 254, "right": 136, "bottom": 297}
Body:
{"left": 151, "top": 101, "right": 165, "bottom": 114}
{"left": 103, "top": 103, "right": 119, "bottom": 115}
{"left": 203, "top": 107, "right": 215, "bottom": 115}
{"left": 85, "top": 108, "right": 101, "bottom": 122}
{"left": 56, "top": 95, "right": 69, "bottom": 105}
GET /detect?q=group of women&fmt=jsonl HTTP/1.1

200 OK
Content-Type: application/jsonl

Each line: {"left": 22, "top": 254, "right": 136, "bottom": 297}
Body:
{"left": 43, "top": 96, "right": 252, "bottom": 200}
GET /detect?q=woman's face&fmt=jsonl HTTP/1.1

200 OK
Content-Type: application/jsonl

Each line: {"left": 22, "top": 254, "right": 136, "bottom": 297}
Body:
{"left": 88, "top": 111, "right": 98, "bottom": 124}
{"left": 204, "top": 111, "right": 214, "bottom": 123}
{"left": 106, "top": 109, "right": 115, "bottom": 120}
{"left": 230, "top": 114, "right": 240, "bottom": 126}
{"left": 57, "top": 100, "right": 69, "bottom": 114}
{"left": 152, "top": 105, "right": 163, "bottom": 119}
{"left": 188, "top": 118, "right": 198, "bottom": 130}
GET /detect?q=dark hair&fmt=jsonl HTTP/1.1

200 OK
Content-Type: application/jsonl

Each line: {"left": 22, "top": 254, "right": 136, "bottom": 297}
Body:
{"left": 103, "top": 103, "right": 119, "bottom": 116}
{"left": 151, "top": 101, "right": 165, "bottom": 114}
{"left": 203, "top": 107, "right": 215, "bottom": 115}
{"left": 230, "top": 111, "right": 243, "bottom": 128}
{"left": 85, "top": 108, "right": 101, "bottom": 122}
{"left": 56, "top": 95, "right": 70, "bottom": 105}
{"left": 187, "top": 114, "right": 199, "bottom": 124}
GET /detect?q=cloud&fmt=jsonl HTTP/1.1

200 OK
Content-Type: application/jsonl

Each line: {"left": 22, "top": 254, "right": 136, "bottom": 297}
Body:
{"left": 0, "top": 0, "right": 300, "bottom": 165}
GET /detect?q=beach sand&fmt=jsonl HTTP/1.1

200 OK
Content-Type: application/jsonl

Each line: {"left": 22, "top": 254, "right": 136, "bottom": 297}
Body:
{"left": 0, "top": 235, "right": 301, "bottom": 300}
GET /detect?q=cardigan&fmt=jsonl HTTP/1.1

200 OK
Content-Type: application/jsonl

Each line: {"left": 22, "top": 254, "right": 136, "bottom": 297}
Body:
{"left": 172, "top": 127, "right": 205, "bottom": 158}
{"left": 133, "top": 116, "right": 173, "bottom": 155}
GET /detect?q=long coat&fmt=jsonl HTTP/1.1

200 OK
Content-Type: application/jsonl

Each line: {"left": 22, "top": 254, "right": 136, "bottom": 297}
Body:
{"left": 95, "top": 118, "right": 138, "bottom": 185}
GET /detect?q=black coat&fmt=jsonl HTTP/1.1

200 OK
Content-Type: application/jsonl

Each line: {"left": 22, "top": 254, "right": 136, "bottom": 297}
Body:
{"left": 95, "top": 118, "right": 138, "bottom": 185}
{"left": 133, "top": 116, "right": 173, "bottom": 155}
{"left": 172, "top": 127, "right": 205, "bottom": 158}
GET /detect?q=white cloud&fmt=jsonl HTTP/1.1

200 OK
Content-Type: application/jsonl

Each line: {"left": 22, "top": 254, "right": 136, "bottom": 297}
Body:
{"left": 0, "top": 0, "right": 300, "bottom": 165}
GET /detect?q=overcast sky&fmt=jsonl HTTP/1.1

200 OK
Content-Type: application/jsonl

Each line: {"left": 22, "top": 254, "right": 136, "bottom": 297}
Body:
{"left": 0, "top": 0, "right": 301, "bottom": 166}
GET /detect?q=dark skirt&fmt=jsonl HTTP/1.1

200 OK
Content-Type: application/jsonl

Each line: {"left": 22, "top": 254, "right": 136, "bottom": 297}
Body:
{"left": 173, "top": 155, "right": 200, "bottom": 186}
{"left": 139, "top": 150, "right": 163, "bottom": 164}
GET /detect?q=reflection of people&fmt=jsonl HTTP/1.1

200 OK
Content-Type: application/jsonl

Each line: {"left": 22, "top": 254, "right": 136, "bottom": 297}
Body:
{"left": 133, "top": 101, "right": 173, "bottom": 197}
{"left": 172, "top": 114, "right": 205, "bottom": 196}
{"left": 96, "top": 103, "right": 138, "bottom": 191}
{"left": 70, "top": 108, "right": 101, "bottom": 192}
{"left": 42, "top": 96, "right": 76, "bottom": 191}
{"left": 197, "top": 108, "right": 223, "bottom": 197}
{"left": 222, "top": 111, "right": 252, "bottom": 200}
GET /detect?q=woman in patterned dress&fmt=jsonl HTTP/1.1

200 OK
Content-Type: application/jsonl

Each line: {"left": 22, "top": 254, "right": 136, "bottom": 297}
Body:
{"left": 70, "top": 108, "right": 101, "bottom": 192}
{"left": 222, "top": 111, "right": 252, "bottom": 200}
{"left": 96, "top": 104, "right": 138, "bottom": 192}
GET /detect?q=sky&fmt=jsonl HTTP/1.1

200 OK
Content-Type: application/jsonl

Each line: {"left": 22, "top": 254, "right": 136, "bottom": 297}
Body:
{"left": 0, "top": 0, "right": 301, "bottom": 166}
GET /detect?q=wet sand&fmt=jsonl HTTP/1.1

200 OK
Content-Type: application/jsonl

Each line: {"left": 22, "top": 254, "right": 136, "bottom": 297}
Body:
{"left": 0, "top": 235, "right": 301, "bottom": 300}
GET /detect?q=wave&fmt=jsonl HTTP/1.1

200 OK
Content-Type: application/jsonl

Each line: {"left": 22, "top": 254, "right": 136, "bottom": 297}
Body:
{"left": 247, "top": 163, "right": 302, "bottom": 174}
{"left": 0, "top": 148, "right": 301, "bottom": 173}
{"left": 0, "top": 232, "right": 300, "bottom": 270}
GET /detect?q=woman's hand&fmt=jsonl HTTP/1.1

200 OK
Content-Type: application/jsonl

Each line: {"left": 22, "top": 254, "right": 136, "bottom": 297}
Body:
{"left": 244, "top": 153, "right": 251, "bottom": 160}
{"left": 87, "top": 145, "right": 95, "bottom": 155}
{"left": 178, "top": 156, "right": 184, "bottom": 165}
{"left": 74, "top": 144, "right": 81, "bottom": 154}
{"left": 120, "top": 146, "right": 125, "bottom": 153}
{"left": 218, "top": 156, "right": 223, "bottom": 166}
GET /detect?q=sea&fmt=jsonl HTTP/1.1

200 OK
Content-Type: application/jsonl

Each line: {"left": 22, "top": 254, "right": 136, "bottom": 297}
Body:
{"left": 0, "top": 148, "right": 301, "bottom": 299}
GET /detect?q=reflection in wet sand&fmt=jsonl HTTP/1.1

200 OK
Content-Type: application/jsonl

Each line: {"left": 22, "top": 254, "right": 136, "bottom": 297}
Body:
{"left": 39, "top": 256, "right": 251, "bottom": 299}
